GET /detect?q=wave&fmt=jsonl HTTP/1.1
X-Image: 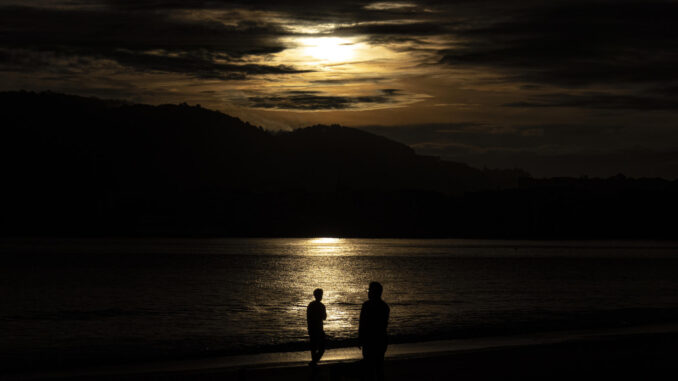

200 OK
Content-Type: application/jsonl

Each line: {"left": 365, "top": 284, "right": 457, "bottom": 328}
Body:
{"left": 0, "top": 308, "right": 161, "bottom": 321}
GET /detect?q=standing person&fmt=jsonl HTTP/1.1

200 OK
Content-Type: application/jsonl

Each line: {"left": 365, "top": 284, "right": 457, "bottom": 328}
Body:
{"left": 359, "top": 281, "right": 390, "bottom": 380}
{"left": 307, "top": 288, "right": 327, "bottom": 366}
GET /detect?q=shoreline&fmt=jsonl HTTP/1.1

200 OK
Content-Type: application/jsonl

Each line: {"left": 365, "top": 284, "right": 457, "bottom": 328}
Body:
{"left": 7, "top": 322, "right": 678, "bottom": 380}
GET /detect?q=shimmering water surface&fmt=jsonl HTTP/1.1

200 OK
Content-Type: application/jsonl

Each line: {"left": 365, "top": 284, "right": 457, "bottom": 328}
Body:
{"left": 1, "top": 238, "right": 678, "bottom": 369}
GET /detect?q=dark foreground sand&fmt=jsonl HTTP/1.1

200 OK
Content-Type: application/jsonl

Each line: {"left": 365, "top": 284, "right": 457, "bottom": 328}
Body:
{"left": 7, "top": 328, "right": 678, "bottom": 381}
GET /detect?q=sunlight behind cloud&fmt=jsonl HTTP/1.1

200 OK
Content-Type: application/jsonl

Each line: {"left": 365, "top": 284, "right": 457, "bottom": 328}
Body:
{"left": 211, "top": 31, "right": 442, "bottom": 113}
{"left": 274, "top": 35, "right": 405, "bottom": 71}
{"left": 201, "top": 22, "right": 450, "bottom": 114}
{"left": 298, "top": 37, "right": 357, "bottom": 64}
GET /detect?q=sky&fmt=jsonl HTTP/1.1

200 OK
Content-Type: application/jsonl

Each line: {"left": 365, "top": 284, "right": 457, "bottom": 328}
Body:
{"left": 2, "top": 0, "right": 678, "bottom": 178}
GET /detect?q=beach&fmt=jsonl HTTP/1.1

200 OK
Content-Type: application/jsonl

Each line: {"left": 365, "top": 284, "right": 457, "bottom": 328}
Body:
{"left": 3, "top": 239, "right": 678, "bottom": 380}
{"left": 7, "top": 323, "right": 678, "bottom": 380}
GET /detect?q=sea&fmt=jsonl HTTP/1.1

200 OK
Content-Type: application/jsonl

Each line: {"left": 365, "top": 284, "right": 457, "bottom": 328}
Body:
{"left": 1, "top": 238, "right": 678, "bottom": 372}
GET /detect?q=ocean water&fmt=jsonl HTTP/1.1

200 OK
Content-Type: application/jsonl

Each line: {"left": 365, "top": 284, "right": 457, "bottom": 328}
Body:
{"left": 1, "top": 238, "right": 678, "bottom": 371}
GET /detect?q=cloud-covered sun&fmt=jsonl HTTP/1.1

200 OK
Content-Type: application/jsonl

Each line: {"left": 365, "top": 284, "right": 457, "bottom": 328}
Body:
{"left": 298, "top": 37, "right": 357, "bottom": 63}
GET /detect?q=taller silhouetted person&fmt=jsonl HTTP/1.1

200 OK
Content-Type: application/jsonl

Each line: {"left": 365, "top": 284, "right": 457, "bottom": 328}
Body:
{"left": 307, "top": 288, "right": 326, "bottom": 366}
{"left": 359, "top": 281, "right": 389, "bottom": 381}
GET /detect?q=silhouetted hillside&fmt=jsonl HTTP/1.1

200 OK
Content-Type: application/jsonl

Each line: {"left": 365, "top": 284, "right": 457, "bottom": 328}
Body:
{"left": 1, "top": 91, "right": 676, "bottom": 238}
{"left": 0, "top": 91, "right": 522, "bottom": 194}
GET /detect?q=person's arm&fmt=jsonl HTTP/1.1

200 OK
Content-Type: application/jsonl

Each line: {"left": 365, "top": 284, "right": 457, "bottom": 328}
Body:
{"left": 306, "top": 303, "right": 311, "bottom": 325}
{"left": 322, "top": 304, "right": 327, "bottom": 321}
{"left": 358, "top": 303, "right": 366, "bottom": 346}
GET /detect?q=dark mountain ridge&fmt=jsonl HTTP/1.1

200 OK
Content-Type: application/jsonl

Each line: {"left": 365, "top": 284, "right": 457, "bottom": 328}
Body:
{"left": 1, "top": 91, "right": 676, "bottom": 238}
{"left": 1, "top": 91, "right": 523, "bottom": 194}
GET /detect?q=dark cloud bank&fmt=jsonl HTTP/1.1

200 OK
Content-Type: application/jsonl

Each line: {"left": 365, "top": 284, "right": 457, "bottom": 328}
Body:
{"left": 6, "top": 1, "right": 678, "bottom": 91}
{"left": 247, "top": 89, "right": 400, "bottom": 110}
{"left": 0, "top": 4, "right": 301, "bottom": 79}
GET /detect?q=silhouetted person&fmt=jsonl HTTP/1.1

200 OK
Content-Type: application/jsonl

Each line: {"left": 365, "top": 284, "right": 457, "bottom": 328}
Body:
{"left": 307, "top": 288, "right": 327, "bottom": 366}
{"left": 359, "top": 281, "right": 389, "bottom": 380}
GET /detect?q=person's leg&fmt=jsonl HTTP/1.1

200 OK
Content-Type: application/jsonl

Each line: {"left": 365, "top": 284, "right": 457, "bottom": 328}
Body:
{"left": 361, "top": 346, "right": 371, "bottom": 380}
{"left": 316, "top": 333, "right": 325, "bottom": 362}
{"left": 363, "top": 345, "right": 381, "bottom": 380}
{"left": 376, "top": 343, "right": 387, "bottom": 380}
{"left": 310, "top": 335, "right": 319, "bottom": 364}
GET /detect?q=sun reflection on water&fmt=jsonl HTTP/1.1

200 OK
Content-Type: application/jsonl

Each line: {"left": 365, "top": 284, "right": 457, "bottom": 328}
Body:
{"left": 301, "top": 237, "right": 348, "bottom": 256}
{"left": 284, "top": 238, "right": 368, "bottom": 336}
{"left": 310, "top": 237, "right": 341, "bottom": 244}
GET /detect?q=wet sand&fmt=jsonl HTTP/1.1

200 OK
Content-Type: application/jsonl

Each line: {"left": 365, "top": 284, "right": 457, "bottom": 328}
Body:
{"left": 6, "top": 324, "right": 678, "bottom": 381}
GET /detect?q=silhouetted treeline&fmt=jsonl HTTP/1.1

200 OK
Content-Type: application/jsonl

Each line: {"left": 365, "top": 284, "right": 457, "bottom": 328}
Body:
{"left": 1, "top": 91, "right": 676, "bottom": 239}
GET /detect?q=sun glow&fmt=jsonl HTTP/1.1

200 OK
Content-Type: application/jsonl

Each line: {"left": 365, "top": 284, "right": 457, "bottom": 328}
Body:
{"left": 245, "top": 32, "right": 425, "bottom": 111}
{"left": 298, "top": 37, "right": 357, "bottom": 63}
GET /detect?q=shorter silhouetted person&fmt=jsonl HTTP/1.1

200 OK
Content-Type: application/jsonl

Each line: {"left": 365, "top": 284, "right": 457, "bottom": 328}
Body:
{"left": 307, "top": 288, "right": 327, "bottom": 366}
{"left": 359, "top": 281, "right": 389, "bottom": 380}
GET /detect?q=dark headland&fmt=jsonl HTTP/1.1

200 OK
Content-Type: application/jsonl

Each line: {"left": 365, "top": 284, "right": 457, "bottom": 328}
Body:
{"left": 2, "top": 91, "right": 677, "bottom": 239}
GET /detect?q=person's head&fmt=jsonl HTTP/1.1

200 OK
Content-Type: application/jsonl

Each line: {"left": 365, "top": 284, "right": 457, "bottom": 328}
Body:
{"left": 368, "top": 281, "right": 383, "bottom": 300}
{"left": 313, "top": 288, "right": 323, "bottom": 302}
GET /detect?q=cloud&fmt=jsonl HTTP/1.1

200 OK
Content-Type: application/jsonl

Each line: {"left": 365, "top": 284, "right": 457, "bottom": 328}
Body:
{"left": 10, "top": 1, "right": 677, "bottom": 89}
{"left": 0, "top": 6, "right": 287, "bottom": 54}
{"left": 106, "top": 50, "right": 310, "bottom": 79}
{"left": 246, "top": 89, "right": 401, "bottom": 110}
{"left": 310, "top": 76, "right": 388, "bottom": 85}
{"left": 334, "top": 21, "right": 449, "bottom": 37}
{"left": 504, "top": 93, "right": 678, "bottom": 111}
{"left": 438, "top": 1, "right": 678, "bottom": 87}
{"left": 0, "top": 5, "right": 305, "bottom": 78}
{"left": 0, "top": 47, "right": 310, "bottom": 80}
{"left": 364, "top": 2, "right": 418, "bottom": 11}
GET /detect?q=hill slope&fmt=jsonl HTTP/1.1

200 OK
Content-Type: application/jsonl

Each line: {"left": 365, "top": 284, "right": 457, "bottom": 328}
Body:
{"left": 2, "top": 91, "right": 674, "bottom": 238}
{"left": 0, "top": 91, "right": 524, "bottom": 195}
